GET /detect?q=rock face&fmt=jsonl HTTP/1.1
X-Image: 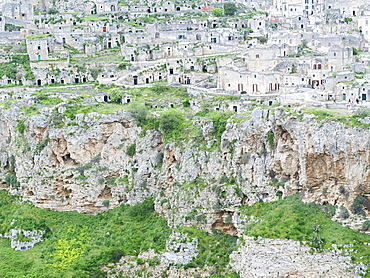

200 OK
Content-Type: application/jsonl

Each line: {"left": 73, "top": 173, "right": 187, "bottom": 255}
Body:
{"left": 0, "top": 107, "right": 369, "bottom": 226}
{"left": 1, "top": 106, "right": 369, "bottom": 277}
{"left": 230, "top": 236, "right": 362, "bottom": 278}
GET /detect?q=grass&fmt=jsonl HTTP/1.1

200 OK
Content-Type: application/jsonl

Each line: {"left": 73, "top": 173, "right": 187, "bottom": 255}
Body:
{"left": 0, "top": 191, "right": 171, "bottom": 277}
{"left": 292, "top": 108, "right": 370, "bottom": 128}
{"left": 0, "top": 191, "right": 244, "bottom": 277}
{"left": 26, "top": 34, "right": 53, "bottom": 40}
{"left": 83, "top": 15, "right": 108, "bottom": 21}
{"left": 240, "top": 194, "right": 370, "bottom": 274}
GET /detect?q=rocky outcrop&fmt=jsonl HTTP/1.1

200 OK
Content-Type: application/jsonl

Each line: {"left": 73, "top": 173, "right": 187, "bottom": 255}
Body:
{"left": 229, "top": 236, "right": 365, "bottom": 277}
{"left": 0, "top": 106, "right": 368, "bottom": 227}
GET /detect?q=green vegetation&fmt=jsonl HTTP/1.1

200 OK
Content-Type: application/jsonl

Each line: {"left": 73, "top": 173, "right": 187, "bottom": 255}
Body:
{"left": 240, "top": 194, "right": 370, "bottom": 271}
{"left": 47, "top": 8, "right": 59, "bottom": 14}
{"left": 36, "top": 94, "right": 63, "bottom": 106}
{"left": 291, "top": 108, "right": 370, "bottom": 128}
{"left": 83, "top": 15, "right": 109, "bottom": 21}
{"left": 16, "top": 121, "right": 26, "bottom": 134}
{"left": 178, "top": 226, "right": 238, "bottom": 273}
{"left": 267, "top": 131, "right": 274, "bottom": 149}
{"left": 0, "top": 55, "right": 34, "bottom": 80}
{"left": 212, "top": 8, "right": 224, "bottom": 17}
{"left": 0, "top": 192, "right": 170, "bottom": 277}
{"left": 126, "top": 143, "right": 136, "bottom": 157}
{"left": 26, "top": 34, "right": 53, "bottom": 40}
{"left": 223, "top": 3, "right": 237, "bottom": 16}
{"left": 4, "top": 24, "right": 22, "bottom": 31}
{"left": 211, "top": 113, "right": 232, "bottom": 142}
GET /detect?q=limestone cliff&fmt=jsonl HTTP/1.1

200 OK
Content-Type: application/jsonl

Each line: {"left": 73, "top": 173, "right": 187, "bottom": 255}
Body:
{"left": 0, "top": 106, "right": 369, "bottom": 231}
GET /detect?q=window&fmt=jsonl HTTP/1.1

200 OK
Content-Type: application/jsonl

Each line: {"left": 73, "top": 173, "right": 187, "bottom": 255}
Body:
{"left": 256, "top": 54, "right": 259, "bottom": 58}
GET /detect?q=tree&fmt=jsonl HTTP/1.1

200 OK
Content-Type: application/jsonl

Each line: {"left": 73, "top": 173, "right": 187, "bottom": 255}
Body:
{"left": 223, "top": 3, "right": 237, "bottom": 16}
{"left": 109, "top": 88, "right": 123, "bottom": 102}
{"left": 127, "top": 103, "right": 148, "bottom": 125}
{"left": 212, "top": 8, "right": 224, "bottom": 17}
{"left": 90, "top": 68, "right": 100, "bottom": 80}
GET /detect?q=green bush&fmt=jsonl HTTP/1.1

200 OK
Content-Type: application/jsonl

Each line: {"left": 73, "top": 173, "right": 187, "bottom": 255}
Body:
{"left": 351, "top": 195, "right": 370, "bottom": 215}
{"left": 109, "top": 88, "right": 123, "bottom": 102}
{"left": 179, "top": 226, "right": 238, "bottom": 271}
{"left": 340, "top": 206, "right": 349, "bottom": 219}
{"left": 16, "top": 121, "right": 26, "bottom": 134}
{"left": 47, "top": 8, "right": 59, "bottom": 14}
{"left": 155, "top": 152, "right": 164, "bottom": 167}
{"left": 223, "top": 3, "right": 237, "bottom": 16}
{"left": 353, "top": 108, "right": 370, "bottom": 119}
{"left": 36, "top": 137, "right": 50, "bottom": 153}
{"left": 267, "top": 131, "right": 274, "bottom": 149}
{"left": 151, "top": 83, "right": 170, "bottom": 94}
{"left": 9, "top": 155, "right": 16, "bottom": 172}
{"left": 362, "top": 220, "right": 370, "bottom": 231}
{"left": 5, "top": 174, "right": 20, "bottom": 189}
{"left": 127, "top": 198, "right": 155, "bottom": 221}
{"left": 212, "top": 8, "right": 224, "bottom": 17}
{"left": 126, "top": 143, "right": 136, "bottom": 157}
{"left": 158, "top": 110, "right": 187, "bottom": 141}
{"left": 109, "top": 249, "right": 124, "bottom": 262}
{"left": 127, "top": 103, "right": 148, "bottom": 126}
{"left": 219, "top": 175, "right": 230, "bottom": 184}
{"left": 240, "top": 152, "right": 250, "bottom": 164}
{"left": 211, "top": 113, "right": 231, "bottom": 142}
{"left": 102, "top": 200, "right": 110, "bottom": 208}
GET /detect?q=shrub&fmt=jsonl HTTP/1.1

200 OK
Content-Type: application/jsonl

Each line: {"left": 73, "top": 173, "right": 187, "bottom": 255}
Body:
{"left": 126, "top": 143, "right": 136, "bottom": 157}
{"left": 5, "top": 173, "right": 20, "bottom": 189}
{"left": 353, "top": 108, "right": 370, "bottom": 119}
{"left": 127, "top": 103, "right": 148, "bottom": 126}
{"left": 224, "top": 215, "right": 232, "bottom": 224}
{"left": 340, "top": 206, "right": 349, "bottom": 219}
{"left": 155, "top": 152, "right": 164, "bottom": 167}
{"left": 212, "top": 8, "right": 224, "bottom": 17}
{"left": 219, "top": 175, "right": 230, "bottom": 184}
{"left": 90, "top": 68, "right": 100, "bottom": 80}
{"left": 151, "top": 83, "right": 170, "bottom": 94}
{"left": 223, "top": 2, "right": 237, "bottom": 16}
{"left": 109, "top": 88, "right": 123, "bottom": 102}
{"left": 240, "top": 152, "right": 250, "bottom": 164}
{"left": 127, "top": 198, "right": 155, "bottom": 221}
{"left": 16, "top": 121, "right": 26, "bottom": 134}
{"left": 36, "top": 137, "right": 49, "bottom": 153}
{"left": 362, "top": 220, "right": 370, "bottom": 231}
{"left": 211, "top": 113, "right": 231, "bottom": 142}
{"left": 48, "top": 8, "right": 59, "bottom": 14}
{"left": 159, "top": 110, "right": 187, "bottom": 141}
{"left": 102, "top": 200, "right": 110, "bottom": 208}
{"left": 267, "top": 131, "right": 274, "bottom": 149}
{"left": 9, "top": 155, "right": 16, "bottom": 172}
{"left": 351, "top": 195, "right": 370, "bottom": 215}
